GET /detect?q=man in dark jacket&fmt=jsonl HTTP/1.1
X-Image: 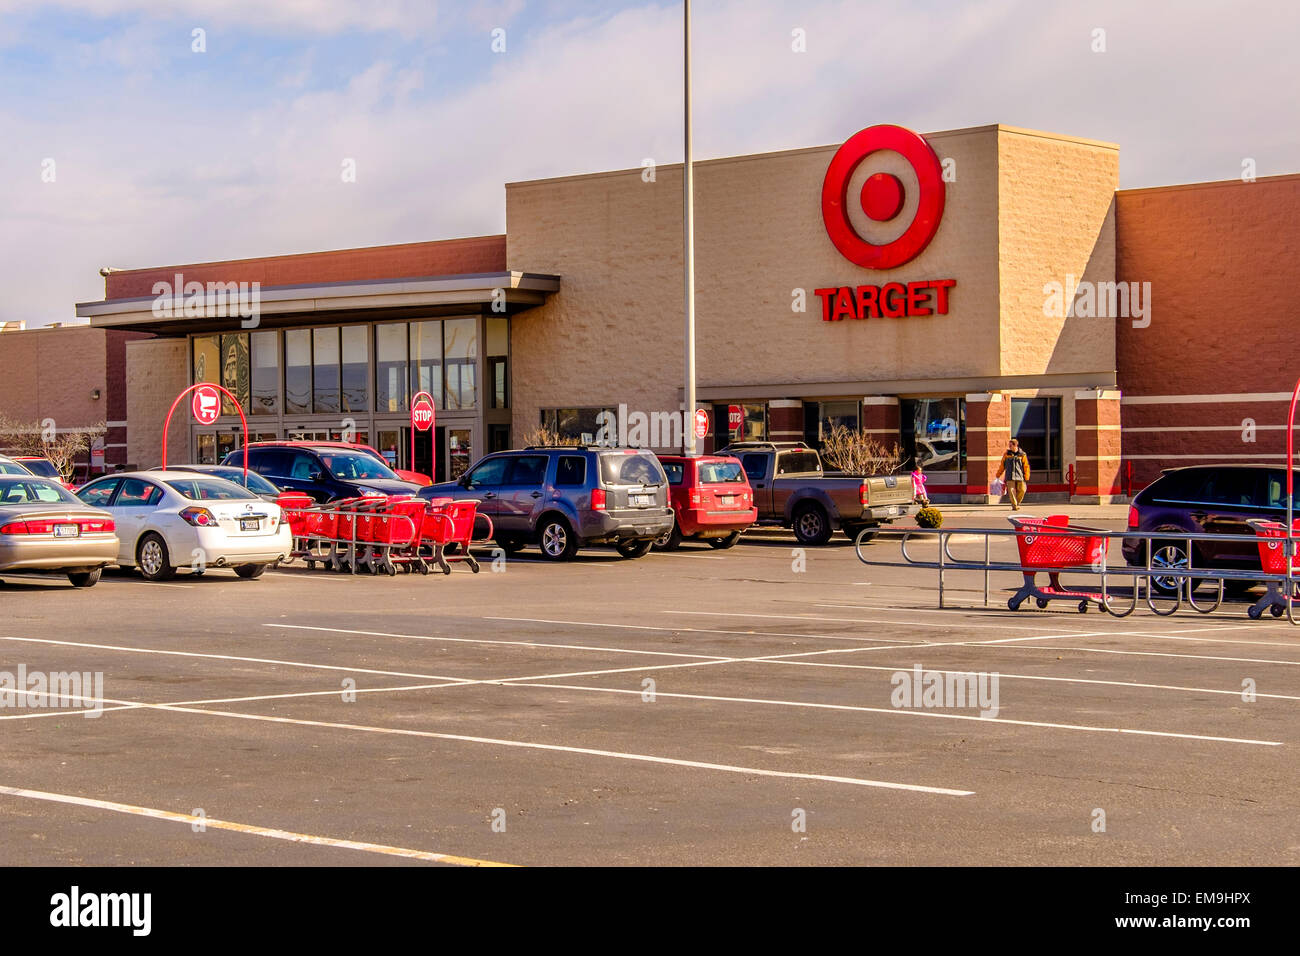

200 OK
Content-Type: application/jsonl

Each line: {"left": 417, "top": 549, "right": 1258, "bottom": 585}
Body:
{"left": 996, "top": 439, "right": 1031, "bottom": 510}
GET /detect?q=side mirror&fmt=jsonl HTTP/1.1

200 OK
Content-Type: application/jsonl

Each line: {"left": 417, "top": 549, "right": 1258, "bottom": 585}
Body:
{"left": 459, "top": 474, "right": 472, "bottom": 488}
{"left": 310, "top": 471, "right": 325, "bottom": 483}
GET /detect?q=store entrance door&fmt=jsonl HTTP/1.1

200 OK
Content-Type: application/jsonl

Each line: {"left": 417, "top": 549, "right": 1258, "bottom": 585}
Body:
{"left": 401, "top": 426, "right": 435, "bottom": 482}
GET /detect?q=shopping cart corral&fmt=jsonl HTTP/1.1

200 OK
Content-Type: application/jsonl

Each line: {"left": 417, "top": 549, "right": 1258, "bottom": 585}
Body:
{"left": 854, "top": 515, "right": 1300, "bottom": 622}
{"left": 277, "top": 494, "right": 494, "bottom": 576}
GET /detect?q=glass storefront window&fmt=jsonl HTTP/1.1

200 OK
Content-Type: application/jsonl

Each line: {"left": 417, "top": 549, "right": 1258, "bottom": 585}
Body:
{"left": 486, "top": 316, "right": 508, "bottom": 409}
{"left": 195, "top": 432, "right": 216, "bottom": 465}
{"left": 284, "top": 329, "right": 311, "bottom": 415}
{"left": 341, "top": 325, "right": 368, "bottom": 413}
{"left": 375, "top": 323, "right": 408, "bottom": 413}
{"left": 219, "top": 333, "right": 249, "bottom": 416}
{"left": 901, "top": 398, "right": 965, "bottom": 472}
{"left": 541, "top": 407, "right": 613, "bottom": 442}
{"left": 376, "top": 429, "right": 401, "bottom": 469}
{"left": 312, "top": 327, "right": 340, "bottom": 414}
{"left": 448, "top": 428, "right": 472, "bottom": 480}
{"left": 250, "top": 330, "right": 278, "bottom": 416}
{"left": 817, "top": 401, "right": 860, "bottom": 441}
{"left": 1011, "top": 397, "right": 1061, "bottom": 472}
{"left": 193, "top": 336, "right": 220, "bottom": 386}
{"left": 410, "top": 321, "right": 442, "bottom": 406}
{"left": 444, "top": 317, "right": 477, "bottom": 410}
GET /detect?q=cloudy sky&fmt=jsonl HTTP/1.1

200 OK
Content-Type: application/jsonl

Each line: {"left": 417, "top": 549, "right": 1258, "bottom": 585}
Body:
{"left": 2, "top": 0, "right": 1296, "bottom": 327}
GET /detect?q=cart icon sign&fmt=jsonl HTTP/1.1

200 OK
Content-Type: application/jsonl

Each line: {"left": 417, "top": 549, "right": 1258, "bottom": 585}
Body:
{"left": 192, "top": 386, "right": 220, "bottom": 425}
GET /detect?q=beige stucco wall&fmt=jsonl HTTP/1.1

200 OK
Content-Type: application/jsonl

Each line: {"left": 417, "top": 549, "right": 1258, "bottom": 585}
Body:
{"left": 996, "top": 127, "right": 1118, "bottom": 378}
{"left": 506, "top": 123, "right": 1119, "bottom": 438}
{"left": 0, "top": 326, "right": 108, "bottom": 426}
{"left": 126, "top": 337, "right": 187, "bottom": 468}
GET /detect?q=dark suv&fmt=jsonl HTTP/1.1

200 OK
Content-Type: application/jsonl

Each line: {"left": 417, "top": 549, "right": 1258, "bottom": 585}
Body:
{"left": 223, "top": 444, "right": 419, "bottom": 502}
{"left": 419, "top": 446, "right": 673, "bottom": 560}
{"left": 1122, "top": 464, "right": 1299, "bottom": 593}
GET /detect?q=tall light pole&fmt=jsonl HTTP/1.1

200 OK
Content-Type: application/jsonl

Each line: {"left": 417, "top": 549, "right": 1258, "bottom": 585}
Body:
{"left": 682, "top": 0, "right": 697, "bottom": 456}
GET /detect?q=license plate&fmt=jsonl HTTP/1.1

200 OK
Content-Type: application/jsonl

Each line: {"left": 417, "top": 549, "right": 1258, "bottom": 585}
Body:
{"left": 719, "top": 495, "right": 735, "bottom": 505}
{"left": 53, "top": 523, "right": 79, "bottom": 537}
{"left": 240, "top": 517, "right": 260, "bottom": 531}
{"left": 629, "top": 494, "right": 652, "bottom": 508}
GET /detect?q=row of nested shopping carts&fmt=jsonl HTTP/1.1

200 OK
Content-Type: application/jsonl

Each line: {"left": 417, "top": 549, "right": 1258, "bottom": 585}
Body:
{"left": 274, "top": 493, "right": 492, "bottom": 575}
{"left": 1007, "top": 514, "right": 1300, "bottom": 618}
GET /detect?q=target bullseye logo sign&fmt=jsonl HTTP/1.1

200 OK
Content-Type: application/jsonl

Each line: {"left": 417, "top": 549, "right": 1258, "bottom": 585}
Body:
{"left": 814, "top": 124, "right": 956, "bottom": 322}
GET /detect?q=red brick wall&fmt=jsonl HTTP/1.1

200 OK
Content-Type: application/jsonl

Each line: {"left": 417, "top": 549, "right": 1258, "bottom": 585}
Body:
{"left": 1116, "top": 174, "right": 1300, "bottom": 487}
{"left": 104, "top": 235, "right": 508, "bottom": 300}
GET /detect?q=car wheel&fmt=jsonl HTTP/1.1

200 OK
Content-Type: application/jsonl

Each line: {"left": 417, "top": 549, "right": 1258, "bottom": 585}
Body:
{"left": 843, "top": 523, "right": 878, "bottom": 543}
{"left": 495, "top": 536, "right": 526, "bottom": 554}
{"left": 616, "top": 538, "right": 653, "bottom": 559}
{"left": 707, "top": 531, "right": 742, "bottom": 549}
{"left": 67, "top": 568, "right": 102, "bottom": 588}
{"left": 537, "top": 516, "right": 579, "bottom": 561}
{"left": 234, "top": 563, "right": 267, "bottom": 579}
{"left": 136, "top": 533, "right": 176, "bottom": 581}
{"left": 1148, "top": 538, "right": 1205, "bottom": 595}
{"left": 792, "top": 503, "right": 832, "bottom": 546}
{"left": 651, "top": 519, "right": 683, "bottom": 552}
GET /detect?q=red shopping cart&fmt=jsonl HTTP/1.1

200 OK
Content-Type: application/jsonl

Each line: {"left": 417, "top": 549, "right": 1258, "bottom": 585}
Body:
{"left": 1246, "top": 518, "right": 1300, "bottom": 619}
{"left": 421, "top": 498, "right": 490, "bottom": 574}
{"left": 1008, "top": 514, "right": 1112, "bottom": 613}
{"left": 359, "top": 496, "right": 428, "bottom": 575}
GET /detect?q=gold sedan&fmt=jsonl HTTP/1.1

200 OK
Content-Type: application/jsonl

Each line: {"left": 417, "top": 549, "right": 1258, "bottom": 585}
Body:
{"left": 0, "top": 476, "right": 118, "bottom": 587}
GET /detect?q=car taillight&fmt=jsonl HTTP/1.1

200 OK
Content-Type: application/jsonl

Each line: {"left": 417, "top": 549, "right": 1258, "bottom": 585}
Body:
{"left": 1127, "top": 506, "right": 1140, "bottom": 529}
{"left": 591, "top": 489, "right": 606, "bottom": 512}
{"left": 860, "top": 485, "right": 870, "bottom": 505}
{"left": 689, "top": 491, "right": 702, "bottom": 507}
{"left": 1, "top": 521, "right": 46, "bottom": 534}
{"left": 77, "top": 518, "right": 115, "bottom": 533}
{"left": 180, "top": 506, "right": 217, "bottom": 527}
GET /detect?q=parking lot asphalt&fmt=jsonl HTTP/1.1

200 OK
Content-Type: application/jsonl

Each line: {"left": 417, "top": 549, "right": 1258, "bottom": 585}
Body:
{"left": 1, "top": 509, "right": 1297, "bottom": 867}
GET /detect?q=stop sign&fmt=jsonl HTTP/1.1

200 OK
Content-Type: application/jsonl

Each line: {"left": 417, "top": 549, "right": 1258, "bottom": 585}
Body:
{"left": 192, "top": 385, "right": 220, "bottom": 425}
{"left": 728, "top": 405, "right": 743, "bottom": 433}
{"left": 694, "top": 408, "right": 709, "bottom": 440}
{"left": 411, "top": 393, "right": 435, "bottom": 431}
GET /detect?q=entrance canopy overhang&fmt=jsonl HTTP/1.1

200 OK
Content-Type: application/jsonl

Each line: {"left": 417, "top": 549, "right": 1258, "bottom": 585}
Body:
{"left": 75, "top": 271, "right": 561, "bottom": 335}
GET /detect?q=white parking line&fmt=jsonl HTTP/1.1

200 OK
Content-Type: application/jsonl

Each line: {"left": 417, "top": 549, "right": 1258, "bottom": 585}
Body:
{"left": 483, "top": 616, "right": 922, "bottom": 645}
{"left": 739, "top": 658, "right": 1300, "bottom": 701}
{"left": 992, "top": 643, "right": 1300, "bottom": 667}
{"left": 0, "top": 785, "right": 511, "bottom": 866}
{"left": 488, "top": 682, "right": 1283, "bottom": 746}
{"left": 264, "top": 623, "right": 731, "bottom": 660}
{"left": 659, "top": 609, "right": 1098, "bottom": 633}
{"left": 81, "top": 700, "right": 976, "bottom": 796}
{"left": 0, "top": 635, "right": 468, "bottom": 684}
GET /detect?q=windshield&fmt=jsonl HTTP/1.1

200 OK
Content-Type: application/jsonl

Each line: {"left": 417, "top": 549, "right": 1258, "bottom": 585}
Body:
{"left": 210, "top": 468, "right": 279, "bottom": 496}
{"left": 698, "top": 461, "right": 745, "bottom": 484}
{"left": 599, "top": 453, "right": 665, "bottom": 486}
{"left": 320, "top": 451, "right": 400, "bottom": 482}
{"left": 16, "top": 459, "right": 60, "bottom": 479}
{"left": 0, "top": 477, "right": 79, "bottom": 504}
{"left": 0, "top": 460, "right": 33, "bottom": 476}
{"left": 164, "top": 478, "right": 258, "bottom": 501}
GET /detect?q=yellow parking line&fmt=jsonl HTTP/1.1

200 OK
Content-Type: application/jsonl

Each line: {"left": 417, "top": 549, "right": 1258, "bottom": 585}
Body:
{"left": 0, "top": 785, "right": 514, "bottom": 867}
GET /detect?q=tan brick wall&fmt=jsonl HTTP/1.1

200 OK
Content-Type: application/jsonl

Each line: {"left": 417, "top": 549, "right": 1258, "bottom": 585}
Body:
{"left": 996, "top": 128, "right": 1119, "bottom": 378}
{"left": 126, "top": 337, "right": 188, "bottom": 468}
{"left": 0, "top": 326, "right": 108, "bottom": 427}
{"left": 506, "top": 124, "right": 1119, "bottom": 444}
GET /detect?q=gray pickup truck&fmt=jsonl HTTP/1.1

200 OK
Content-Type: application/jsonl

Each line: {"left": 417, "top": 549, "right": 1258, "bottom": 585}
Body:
{"left": 719, "top": 441, "right": 912, "bottom": 545}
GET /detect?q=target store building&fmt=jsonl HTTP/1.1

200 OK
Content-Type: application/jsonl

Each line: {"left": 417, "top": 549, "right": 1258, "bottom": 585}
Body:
{"left": 67, "top": 121, "right": 1300, "bottom": 500}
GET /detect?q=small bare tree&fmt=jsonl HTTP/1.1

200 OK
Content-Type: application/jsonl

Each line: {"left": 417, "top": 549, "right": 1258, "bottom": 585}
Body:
{"left": 518, "top": 426, "right": 583, "bottom": 448}
{"left": 819, "top": 423, "right": 901, "bottom": 476}
{"left": 0, "top": 415, "right": 106, "bottom": 480}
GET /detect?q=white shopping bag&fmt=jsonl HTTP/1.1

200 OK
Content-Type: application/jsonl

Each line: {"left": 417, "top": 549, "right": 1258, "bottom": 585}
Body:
{"left": 990, "top": 477, "right": 1005, "bottom": 497}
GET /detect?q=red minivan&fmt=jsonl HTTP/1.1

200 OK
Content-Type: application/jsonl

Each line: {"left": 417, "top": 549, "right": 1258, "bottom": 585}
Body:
{"left": 653, "top": 454, "right": 757, "bottom": 550}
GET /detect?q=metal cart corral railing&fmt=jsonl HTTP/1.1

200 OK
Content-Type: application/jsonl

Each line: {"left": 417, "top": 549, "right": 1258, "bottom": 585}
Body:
{"left": 854, "top": 519, "right": 1300, "bottom": 622}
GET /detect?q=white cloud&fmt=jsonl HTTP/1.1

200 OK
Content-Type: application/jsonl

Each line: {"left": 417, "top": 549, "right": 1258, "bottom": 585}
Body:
{"left": 1, "top": 0, "right": 1297, "bottom": 327}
